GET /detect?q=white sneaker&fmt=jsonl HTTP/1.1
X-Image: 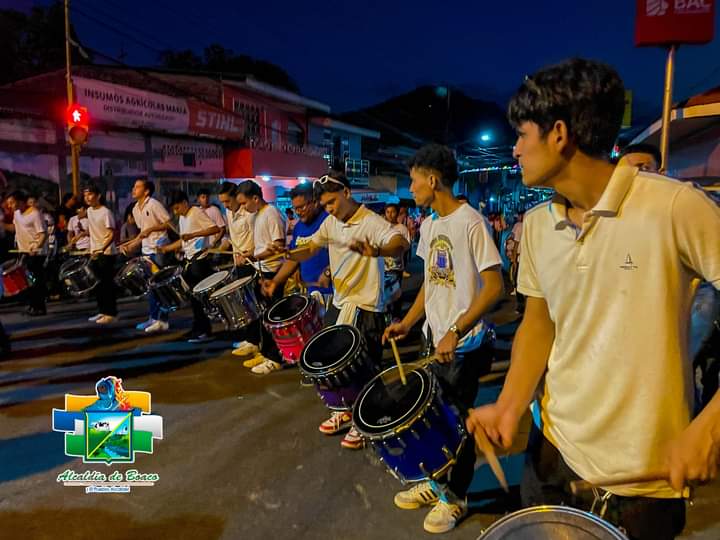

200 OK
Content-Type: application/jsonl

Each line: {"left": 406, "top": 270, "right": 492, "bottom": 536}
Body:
{"left": 394, "top": 481, "right": 439, "bottom": 509}
{"left": 250, "top": 358, "right": 282, "bottom": 375}
{"left": 88, "top": 314, "right": 103, "bottom": 322}
{"left": 95, "top": 315, "right": 117, "bottom": 325}
{"left": 232, "top": 341, "right": 259, "bottom": 356}
{"left": 144, "top": 320, "right": 169, "bottom": 333}
{"left": 423, "top": 500, "right": 467, "bottom": 534}
{"left": 136, "top": 318, "right": 156, "bottom": 331}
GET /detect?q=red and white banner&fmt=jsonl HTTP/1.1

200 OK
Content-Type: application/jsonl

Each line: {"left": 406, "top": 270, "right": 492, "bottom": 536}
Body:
{"left": 636, "top": 0, "right": 715, "bottom": 46}
{"left": 188, "top": 100, "right": 245, "bottom": 140}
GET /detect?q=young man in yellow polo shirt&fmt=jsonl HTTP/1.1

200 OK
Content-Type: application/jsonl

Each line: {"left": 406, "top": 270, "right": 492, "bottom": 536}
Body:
{"left": 466, "top": 58, "right": 720, "bottom": 540}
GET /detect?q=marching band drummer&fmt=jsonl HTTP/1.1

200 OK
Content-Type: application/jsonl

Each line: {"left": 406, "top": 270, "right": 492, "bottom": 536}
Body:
{"left": 260, "top": 183, "right": 332, "bottom": 313}
{"left": 121, "top": 179, "right": 173, "bottom": 334}
{"left": 5, "top": 190, "right": 48, "bottom": 316}
{"left": 157, "top": 190, "right": 220, "bottom": 344}
{"left": 286, "top": 171, "right": 409, "bottom": 450}
{"left": 84, "top": 185, "right": 118, "bottom": 325}
{"left": 383, "top": 144, "right": 504, "bottom": 534}
{"left": 66, "top": 203, "right": 90, "bottom": 252}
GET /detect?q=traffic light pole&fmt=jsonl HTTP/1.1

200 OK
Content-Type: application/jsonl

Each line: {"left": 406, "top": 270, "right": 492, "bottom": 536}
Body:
{"left": 64, "top": 0, "right": 80, "bottom": 196}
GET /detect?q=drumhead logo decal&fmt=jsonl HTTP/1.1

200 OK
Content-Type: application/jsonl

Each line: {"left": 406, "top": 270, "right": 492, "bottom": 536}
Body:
{"left": 52, "top": 376, "right": 163, "bottom": 465}
{"left": 428, "top": 235, "right": 456, "bottom": 287}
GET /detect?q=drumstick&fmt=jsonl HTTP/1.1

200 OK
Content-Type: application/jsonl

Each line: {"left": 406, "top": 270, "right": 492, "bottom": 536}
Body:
{"left": 261, "top": 245, "right": 312, "bottom": 264}
{"left": 570, "top": 471, "right": 690, "bottom": 497}
{"left": 206, "top": 249, "right": 234, "bottom": 255}
{"left": 380, "top": 354, "right": 437, "bottom": 385}
{"left": 472, "top": 425, "right": 509, "bottom": 493}
{"left": 68, "top": 250, "right": 90, "bottom": 256}
{"left": 389, "top": 338, "right": 407, "bottom": 386}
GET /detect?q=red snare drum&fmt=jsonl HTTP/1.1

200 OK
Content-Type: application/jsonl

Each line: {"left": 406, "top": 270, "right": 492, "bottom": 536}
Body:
{"left": 263, "top": 294, "right": 322, "bottom": 364}
{"left": 1, "top": 259, "right": 33, "bottom": 297}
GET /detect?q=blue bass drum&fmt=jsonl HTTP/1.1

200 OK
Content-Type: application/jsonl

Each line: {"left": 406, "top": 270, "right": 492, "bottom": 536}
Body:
{"left": 352, "top": 366, "right": 465, "bottom": 484}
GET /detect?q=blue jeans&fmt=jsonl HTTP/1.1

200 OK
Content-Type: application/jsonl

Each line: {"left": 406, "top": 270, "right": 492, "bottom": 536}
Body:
{"left": 148, "top": 253, "right": 169, "bottom": 322}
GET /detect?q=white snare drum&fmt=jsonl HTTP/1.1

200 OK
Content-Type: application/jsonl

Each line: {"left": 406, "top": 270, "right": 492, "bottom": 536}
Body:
{"left": 192, "top": 270, "right": 235, "bottom": 321}
{"left": 477, "top": 505, "right": 628, "bottom": 539}
{"left": 59, "top": 257, "right": 98, "bottom": 297}
{"left": 209, "top": 275, "right": 261, "bottom": 330}
{"left": 148, "top": 266, "right": 190, "bottom": 311}
{"left": 115, "top": 256, "right": 159, "bottom": 297}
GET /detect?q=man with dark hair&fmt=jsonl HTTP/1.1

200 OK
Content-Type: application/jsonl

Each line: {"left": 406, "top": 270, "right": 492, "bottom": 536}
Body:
{"left": 455, "top": 194, "right": 468, "bottom": 203}
{"left": 158, "top": 190, "right": 220, "bottom": 343}
{"left": 197, "top": 188, "right": 226, "bottom": 247}
{"left": 618, "top": 143, "right": 661, "bottom": 173}
{"left": 385, "top": 144, "right": 503, "bottom": 533}
{"left": 83, "top": 185, "right": 118, "bottom": 324}
{"left": 122, "top": 179, "right": 173, "bottom": 333}
{"left": 467, "top": 58, "right": 720, "bottom": 540}
{"left": 5, "top": 190, "right": 47, "bottom": 315}
{"left": 382, "top": 202, "right": 411, "bottom": 319}
{"left": 234, "top": 180, "right": 286, "bottom": 373}
{"left": 288, "top": 171, "right": 409, "bottom": 449}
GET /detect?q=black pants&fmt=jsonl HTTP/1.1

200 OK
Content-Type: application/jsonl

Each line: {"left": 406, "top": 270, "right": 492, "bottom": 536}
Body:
{"left": 0, "top": 321, "right": 10, "bottom": 357}
{"left": 323, "top": 304, "right": 389, "bottom": 367}
{"left": 521, "top": 425, "right": 686, "bottom": 540}
{"left": 25, "top": 255, "right": 46, "bottom": 311}
{"left": 430, "top": 339, "right": 494, "bottom": 499}
{"left": 182, "top": 257, "right": 214, "bottom": 335}
{"left": 240, "top": 271, "right": 282, "bottom": 362}
{"left": 90, "top": 255, "right": 117, "bottom": 316}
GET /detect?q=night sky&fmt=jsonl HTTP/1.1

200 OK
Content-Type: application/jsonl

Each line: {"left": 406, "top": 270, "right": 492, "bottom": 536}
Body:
{"left": 19, "top": 0, "right": 720, "bottom": 122}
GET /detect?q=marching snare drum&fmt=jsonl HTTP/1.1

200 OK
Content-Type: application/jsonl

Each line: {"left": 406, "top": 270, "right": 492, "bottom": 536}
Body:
{"left": 299, "top": 325, "right": 380, "bottom": 411}
{"left": 209, "top": 275, "right": 262, "bottom": 330}
{"left": 1, "top": 259, "right": 33, "bottom": 297}
{"left": 192, "top": 270, "right": 236, "bottom": 322}
{"left": 59, "top": 257, "right": 98, "bottom": 297}
{"left": 353, "top": 366, "right": 465, "bottom": 484}
{"left": 263, "top": 294, "right": 322, "bottom": 364}
{"left": 114, "top": 256, "right": 159, "bottom": 297}
{"left": 148, "top": 266, "right": 190, "bottom": 311}
{"left": 477, "top": 505, "right": 628, "bottom": 539}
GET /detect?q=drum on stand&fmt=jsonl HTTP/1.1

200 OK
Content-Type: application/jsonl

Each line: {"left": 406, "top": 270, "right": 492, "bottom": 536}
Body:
{"left": 209, "top": 275, "right": 262, "bottom": 330}
{"left": 59, "top": 257, "right": 98, "bottom": 297}
{"left": 192, "top": 270, "right": 236, "bottom": 322}
{"left": 353, "top": 366, "right": 465, "bottom": 484}
{"left": 114, "top": 256, "right": 159, "bottom": 297}
{"left": 477, "top": 505, "right": 628, "bottom": 539}
{"left": 1, "top": 259, "right": 33, "bottom": 297}
{"left": 299, "top": 325, "right": 380, "bottom": 411}
{"left": 264, "top": 294, "right": 322, "bottom": 364}
{"left": 148, "top": 266, "right": 190, "bottom": 311}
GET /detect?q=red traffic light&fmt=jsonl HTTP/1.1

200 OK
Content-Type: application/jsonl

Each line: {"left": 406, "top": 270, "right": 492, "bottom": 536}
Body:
{"left": 66, "top": 105, "right": 89, "bottom": 144}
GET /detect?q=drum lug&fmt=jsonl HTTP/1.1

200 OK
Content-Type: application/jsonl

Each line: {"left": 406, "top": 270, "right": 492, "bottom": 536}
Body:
{"left": 410, "top": 429, "right": 421, "bottom": 441}
{"left": 419, "top": 462, "right": 429, "bottom": 479}
{"left": 423, "top": 418, "right": 432, "bottom": 429}
{"left": 397, "top": 437, "right": 407, "bottom": 449}
{"left": 441, "top": 445, "right": 454, "bottom": 461}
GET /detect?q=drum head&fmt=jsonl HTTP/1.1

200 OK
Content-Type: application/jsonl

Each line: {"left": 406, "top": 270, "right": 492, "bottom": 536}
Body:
{"left": 478, "top": 506, "right": 628, "bottom": 540}
{"left": 300, "top": 324, "right": 360, "bottom": 374}
{"left": 211, "top": 275, "right": 254, "bottom": 299}
{"left": 266, "top": 294, "right": 309, "bottom": 323}
{"left": 60, "top": 258, "right": 87, "bottom": 273}
{"left": 354, "top": 367, "right": 432, "bottom": 436}
{"left": 1, "top": 259, "right": 19, "bottom": 274}
{"left": 193, "top": 270, "right": 229, "bottom": 294}
{"left": 149, "top": 265, "right": 181, "bottom": 286}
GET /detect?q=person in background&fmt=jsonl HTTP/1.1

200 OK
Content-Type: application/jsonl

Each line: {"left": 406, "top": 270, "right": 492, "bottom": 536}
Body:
{"left": 197, "top": 188, "right": 226, "bottom": 248}
{"left": 119, "top": 203, "right": 141, "bottom": 257}
{"left": 618, "top": 143, "right": 661, "bottom": 172}
{"left": 67, "top": 203, "right": 90, "bottom": 252}
{"left": 285, "top": 207, "right": 297, "bottom": 244}
{"left": 383, "top": 203, "right": 411, "bottom": 319}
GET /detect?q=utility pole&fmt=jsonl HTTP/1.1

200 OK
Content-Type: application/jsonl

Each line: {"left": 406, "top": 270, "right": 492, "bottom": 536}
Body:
{"left": 64, "top": 0, "right": 80, "bottom": 195}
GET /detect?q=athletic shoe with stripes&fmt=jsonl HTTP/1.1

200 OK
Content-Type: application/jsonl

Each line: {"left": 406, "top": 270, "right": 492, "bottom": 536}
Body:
{"left": 423, "top": 500, "right": 467, "bottom": 534}
{"left": 393, "top": 481, "right": 439, "bottom": 509}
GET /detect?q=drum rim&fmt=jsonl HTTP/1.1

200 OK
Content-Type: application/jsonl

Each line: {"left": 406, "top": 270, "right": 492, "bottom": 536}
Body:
{"left": 478, "top": 505, "right": 628, "bottom": 539}
{"left": 59, "top": 257, "right": 88, "bottom": 271}
{"left": 299, "top": 324, "right": 362, "bottom": 376}
{"left": 1, "top": 259, "right": 20, "bottom": 273}
{"left": 210, "top": 275, "right": 255, "bottom": 298}
{"left": 353, "top": 367, "right": 438, "bottom": 440}
{"left": 120, "top": 256, "right": 154, "bottom": 274}
{"left": 193, "top": 270, "right": 231, "bottom": 294}
{"left": 149, "top": 265, "right": 182, "bottom": 286}
{"left": 264, "top": 294, "right": 311, "bottom": 324}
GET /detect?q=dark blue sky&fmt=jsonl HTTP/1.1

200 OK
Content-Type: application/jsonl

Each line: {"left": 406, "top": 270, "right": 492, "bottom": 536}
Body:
{"left": 23, "top": 0, "right": 720, "bottom": 121}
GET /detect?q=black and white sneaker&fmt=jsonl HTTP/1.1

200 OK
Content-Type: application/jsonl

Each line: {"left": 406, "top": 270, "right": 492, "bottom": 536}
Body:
{"left": 393, "top": 481, "right": 439, "bottom": 509}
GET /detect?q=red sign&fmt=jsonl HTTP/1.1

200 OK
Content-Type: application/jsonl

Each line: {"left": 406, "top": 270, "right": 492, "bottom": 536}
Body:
{"left": 187, "top": 100, "right": 245, "bottom": 140}
{"left": 66, "top": 104, "right": 89, "bottom": 144}
{"left": 636, "top": 0, "right": 715, "bottom": 46}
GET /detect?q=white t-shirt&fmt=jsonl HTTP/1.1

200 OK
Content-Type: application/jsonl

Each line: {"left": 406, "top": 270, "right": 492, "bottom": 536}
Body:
{"left": 228, "top": 207, "right": 255, "bottom": 255}
{"left": 253, "top": 204, "right": 286, "bottom": 273}
{"left": 87, "top": 206, "right": 116, "bottom": 255}
{"left": 67, "top": 215, "right": 90, "bottom": 250}
{"left": 312, "top": 204, "right": 400, "bottom": 312}
{"left": 13, "top": 208, "right": 47, "bottom": 255}
{"left": 518, "top": 166, "right": 720, "bottom": 498}
{"left": 201, "top": 204, "right": 226, "bottom": 246}
{"left": 179, "top": 206, "right": 215, "bottom": 260}
{"left": 132, "top": 197, "right": 170, "bottom": 255}
{"left": 511, "top": 221, "right": 523, "bottom": 254}
{"left": 385, "top": 222, "right": 411, "bottom": 272}
{"left": 417, "top": 204, "right": 502, "bottom": 351}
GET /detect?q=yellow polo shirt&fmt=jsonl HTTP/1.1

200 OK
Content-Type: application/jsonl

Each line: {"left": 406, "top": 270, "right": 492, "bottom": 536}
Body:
{"left": 518, "top": 165, "right": 720, "bottom": 498}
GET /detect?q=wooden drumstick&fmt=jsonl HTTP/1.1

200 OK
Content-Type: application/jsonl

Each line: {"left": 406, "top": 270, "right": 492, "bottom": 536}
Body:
{"left": 570, "top": 471, "right": 690, "bottom": 498}
{"left": 472, "top": 425, "right": 509, "bottom": 493}
{"left": 389, "top": 338, "right": 407, "bottom": 386}
{"left": 206, "top": 249, "right": 235, "bottom": 255}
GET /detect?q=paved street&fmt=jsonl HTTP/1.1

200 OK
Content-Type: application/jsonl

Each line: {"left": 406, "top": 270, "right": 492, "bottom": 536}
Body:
{"left": 0, "top": 275, "right": 718, "bottom": 540}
